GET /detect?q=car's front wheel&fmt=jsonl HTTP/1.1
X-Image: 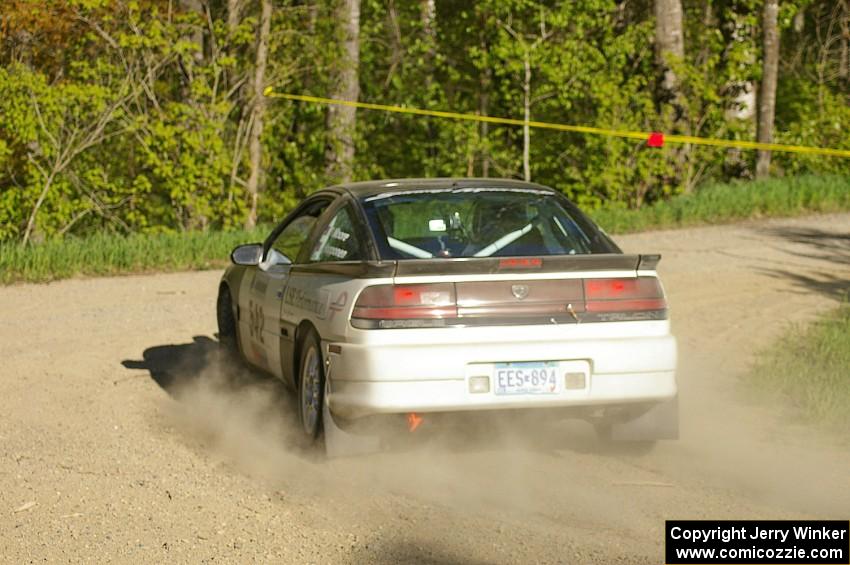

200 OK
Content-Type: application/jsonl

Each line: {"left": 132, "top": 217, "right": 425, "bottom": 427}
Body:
{"left": 297, "top": 330, "right": 325, "bottom": 442}
{"left": 216, "top": 286, "right": 238, "bottom": 354}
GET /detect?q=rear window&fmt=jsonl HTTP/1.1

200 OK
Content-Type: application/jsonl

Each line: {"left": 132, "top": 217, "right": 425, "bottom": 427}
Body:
{"left": 361, "top": 188, "right": 615, "bottom": 260}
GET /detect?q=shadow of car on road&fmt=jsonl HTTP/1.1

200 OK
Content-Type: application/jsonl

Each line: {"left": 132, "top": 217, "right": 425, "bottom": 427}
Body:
{"left": 122, "top": 335, "right": 218, "bottom": 393}
{"left": 122, "top": 335, "right": 285, "bottom": 398}
{"left": 122, "top": 335, "right": 318, "bottom": 457}
{"left": 352, "top": 541, "right": 495, "bottom": 565}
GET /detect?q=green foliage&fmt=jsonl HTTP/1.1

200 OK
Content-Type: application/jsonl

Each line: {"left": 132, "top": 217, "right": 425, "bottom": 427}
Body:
{"left": 0, "top": 63, "right": 122, "bottom": 241}
{"left": 590, "top": 174, "right": 850, "bottom": 233}
{"left": 0, "top": 226, "right": 269, "bottom": 284}
{"left": 1, "top": 0, "right": 849, "bottom": 247}
{"left": 2, "top": 174, "right": 846, "bottom": 284}
{"left": 748, "top": 305, "right": 850, "bottom": 434}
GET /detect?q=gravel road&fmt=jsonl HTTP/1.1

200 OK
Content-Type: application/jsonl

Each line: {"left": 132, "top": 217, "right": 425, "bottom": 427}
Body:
{"left": 2, "top": 213, "right": 849, "bottom": 563}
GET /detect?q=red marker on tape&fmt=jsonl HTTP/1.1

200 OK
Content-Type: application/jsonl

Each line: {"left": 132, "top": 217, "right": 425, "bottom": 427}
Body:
{"left": 647, "top": 131, "right": 665, "bottom": 148}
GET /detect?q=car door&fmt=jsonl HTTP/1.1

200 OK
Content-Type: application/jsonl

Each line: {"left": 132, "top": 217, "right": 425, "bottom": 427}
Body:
{"left": 238, "top": 197, "right": 333, "bottom": 377}
{"left": 279, "top": 200, "right": 371, "bottom": 385}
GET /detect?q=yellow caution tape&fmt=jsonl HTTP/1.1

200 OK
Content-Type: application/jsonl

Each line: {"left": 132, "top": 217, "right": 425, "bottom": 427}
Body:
{"left": 264, "top": 88, "right": 850, "bottom": 158}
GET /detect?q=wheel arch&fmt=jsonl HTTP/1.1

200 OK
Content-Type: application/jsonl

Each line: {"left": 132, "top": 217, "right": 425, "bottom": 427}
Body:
{"left": 218, "top": 264, "right": 250, "bottom": 319}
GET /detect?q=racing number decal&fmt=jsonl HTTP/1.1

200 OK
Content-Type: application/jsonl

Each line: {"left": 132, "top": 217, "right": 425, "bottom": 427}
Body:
{"left": 248, "top": 299, "right": 265, "bottom": 344}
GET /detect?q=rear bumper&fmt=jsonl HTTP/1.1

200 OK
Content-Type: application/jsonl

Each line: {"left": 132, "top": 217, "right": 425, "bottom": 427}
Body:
{"left": 324, "top": 323, "right": 677, "bottom": 420}
{"left": 328, "top": 371, "right": 676, "bottom": 420}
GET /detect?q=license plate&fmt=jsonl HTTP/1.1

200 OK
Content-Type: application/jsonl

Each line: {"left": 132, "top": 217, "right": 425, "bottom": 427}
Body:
{"left": 494, "top": 362, "right": 559, "bottom": 395}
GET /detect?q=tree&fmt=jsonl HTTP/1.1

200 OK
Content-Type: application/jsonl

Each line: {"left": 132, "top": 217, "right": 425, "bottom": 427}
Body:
{"left": 179, "top": 0, "right": 205, "bottom": 63}
{"left": 228, "top": 0, "right": 243, "bottom": 33}
{"left": 0, "top": 0, "right": 77, "bottom": 73}
{"left": 756, "top": 0, "right": 780, "bottom": 178}
{"left": 245, "top": 0, "right": 272, "bottom": 229}
{"left": 4, "top": 0, "right": 850, "bottom": 244}
{"left": 490, "top": 2, "right": 559, "bottom": 183}
{"left": 654, "top": 0, "right": 686, "bottom": 119}
{"left": 324, "top": 0, "right": 361, "bottom": 184}
{"left": 498, "top": 15, "right": 552, "bottom": 182}
{"left": 0, "top": 65, "right": 130, "bottom": 245}
{"left": 654, "top": 0, "right": 691, "bottom": 188}
{"left": 710, "top": 1, "right": 759, "bottom": 179}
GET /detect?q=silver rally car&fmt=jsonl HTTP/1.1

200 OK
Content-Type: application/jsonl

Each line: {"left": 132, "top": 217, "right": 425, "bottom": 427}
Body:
{"left": 217, "top": 178, "right": 677, "bottom": 454}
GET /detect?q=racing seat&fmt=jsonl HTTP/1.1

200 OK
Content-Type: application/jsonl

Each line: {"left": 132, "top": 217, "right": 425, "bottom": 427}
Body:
{"left": 470, "top": 198, "right": 547, "bottom": 256}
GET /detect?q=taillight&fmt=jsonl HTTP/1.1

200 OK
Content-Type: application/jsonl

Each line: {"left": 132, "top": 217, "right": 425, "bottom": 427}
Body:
{"left": 352, "top": 283, "right": 457, "bottom": 327}
{"left": 584, "top": 277, "right": 667, "bottom": 312}
{"left": 351, "top": 277, "right": 667, "bottom": 329}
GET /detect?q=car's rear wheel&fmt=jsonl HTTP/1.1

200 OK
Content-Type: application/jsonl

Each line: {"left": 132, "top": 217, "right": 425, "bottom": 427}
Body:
{"left": 297, "top": 330, "right": 325, "bottom": 442}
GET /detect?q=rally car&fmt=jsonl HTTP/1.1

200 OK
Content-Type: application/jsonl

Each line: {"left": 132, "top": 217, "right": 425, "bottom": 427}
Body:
{"left": 217, "top": 178, "right": 677, "bottom": 455}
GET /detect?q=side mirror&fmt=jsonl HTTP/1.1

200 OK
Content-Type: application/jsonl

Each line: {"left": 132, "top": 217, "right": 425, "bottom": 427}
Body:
{"left": 259, "top": 248, "right": 292, "bottom": 272}
{"left": 231, "top": 243, "right": 263, "bottom": 266}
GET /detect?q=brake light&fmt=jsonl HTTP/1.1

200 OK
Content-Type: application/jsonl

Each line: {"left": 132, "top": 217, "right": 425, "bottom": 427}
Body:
{"left": 352, "top": 283, "right": 457, "bottom": 321}
{"left": 584, "top": 277, "right": 667, "bottom": 312}
{"left": 498, "top": 257, "right": 542, "bottom": 269}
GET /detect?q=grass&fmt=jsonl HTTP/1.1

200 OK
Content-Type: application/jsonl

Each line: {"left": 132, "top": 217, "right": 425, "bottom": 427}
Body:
{"left": 589, "top": 174, "right": 850, "bottom": 234}
{"left": 2, "top": 174, "right": 849, "bottom": 284}
{"left": 0, "top": 228, "right": 268, "bottom": 284}
{"left": 747, "top": 305, "right": 850, "bottom": 434}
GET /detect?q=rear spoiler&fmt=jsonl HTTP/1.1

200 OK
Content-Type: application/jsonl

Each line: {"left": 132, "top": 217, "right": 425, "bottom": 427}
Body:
{"left": 637, "top": 254, "right": 662, "bottom": 271}
{"left": 393, "top": 253, "right": 661, "bottom": 277}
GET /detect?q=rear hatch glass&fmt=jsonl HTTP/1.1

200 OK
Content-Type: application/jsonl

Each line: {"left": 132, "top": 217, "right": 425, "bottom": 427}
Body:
{"left": 361, "top": 188, "right": 617, "bottom": 260}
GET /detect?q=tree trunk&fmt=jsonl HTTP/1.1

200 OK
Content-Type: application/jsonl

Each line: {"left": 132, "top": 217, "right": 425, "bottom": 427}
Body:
{"left": 245, "top": 0, "right": 272, "bottom": 229}
{"left": 227, "top": 0, "right": 242, "bottom": 34}
{"left": 420, "top": 0, "right": 435, "bottom": 41}
{"left": 522, "top": 52, "right": 531, "bottom": 182}
{"left": 756, "top": 0, "right": 780, "bottom": 179}
{"left": 324, "top": 0, "right": 361, "bottom": 184}
{"left": 478, "top": 21, "right": 491, "bottom": 177}
{"left": 479, "top": 69, "right": 491, "bottom": 177}
{"left": 180, "top": 0, "right": 205, "bottom": 61}
{"left": 840, "top": 1, "right": 849, "bottom": 81}
{"left": 21, "top": 170, "right": 56, "bottom": 247}
{"left": 720, "top": 4, "right": 756, "bottom": 178}
{"left": 654, "top": 0, "right": 690, "bottom": 189}
{"left": 654, "top": 0, "right": 685, "bottom": 113}
{"left": 420, "top": 0, "right": 437, "bottom": 170}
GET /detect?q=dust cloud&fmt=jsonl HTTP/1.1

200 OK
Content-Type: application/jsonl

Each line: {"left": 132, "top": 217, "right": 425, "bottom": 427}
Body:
{"left": 661, "top": 350, "right": 850, "bottom": 518}
{"left": 161, "top": 346, "right": 322, "bottom": 488}
{"left": 158, "top": 341, "right": 652, "bottom": 535}
{"left": 154, "top": 326, "right": 850, "bottom": 551}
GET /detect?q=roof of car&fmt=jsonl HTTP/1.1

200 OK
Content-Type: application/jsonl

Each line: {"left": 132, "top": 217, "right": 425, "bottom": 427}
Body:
{"left": 327, "top": 178, "right": 558, "bottom": 199}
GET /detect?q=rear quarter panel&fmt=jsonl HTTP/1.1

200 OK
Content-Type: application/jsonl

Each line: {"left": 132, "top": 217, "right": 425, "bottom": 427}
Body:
{"left": 278, "top": 263, "right": 394, "bottom": 383}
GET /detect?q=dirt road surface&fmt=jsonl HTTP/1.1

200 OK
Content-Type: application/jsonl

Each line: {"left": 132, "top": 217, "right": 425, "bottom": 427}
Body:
{"left": 2, "top": 213, "right": 849, "bottom": 564}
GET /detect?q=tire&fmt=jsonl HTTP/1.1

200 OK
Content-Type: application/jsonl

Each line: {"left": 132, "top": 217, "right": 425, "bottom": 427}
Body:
{"left": 216, "top": 286, "right": 238, "bottom": 353}
{"left": 297, "top": 330, "right": 325, "bottom": 442}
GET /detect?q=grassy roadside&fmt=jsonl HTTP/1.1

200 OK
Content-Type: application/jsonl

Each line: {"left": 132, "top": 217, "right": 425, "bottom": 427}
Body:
{"left": 1, "top": 175, "right": 849, "bottom": 284}
{"left": 747, "top": 305, "right": 850, "bottom": 434}
{"left": 0, "top": 228, "right": 267, "bottom": 284}
{"left": 589, "top": 175, "right": 850, "bottom": 234}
